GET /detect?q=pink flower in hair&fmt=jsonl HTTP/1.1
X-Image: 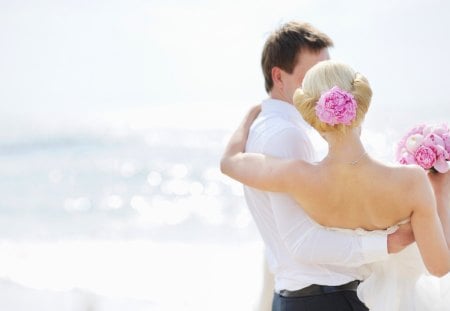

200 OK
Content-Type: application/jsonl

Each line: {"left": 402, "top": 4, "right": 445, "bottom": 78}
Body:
{"left": 315, "top": 86, "right": 357, "bottom": 126}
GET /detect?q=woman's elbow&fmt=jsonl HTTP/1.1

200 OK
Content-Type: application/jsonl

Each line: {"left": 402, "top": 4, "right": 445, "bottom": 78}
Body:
{"left": 219, "top": 157, "right": 232, "bottom": 176}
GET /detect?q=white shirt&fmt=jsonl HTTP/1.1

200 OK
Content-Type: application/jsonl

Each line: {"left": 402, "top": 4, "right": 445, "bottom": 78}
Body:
{"left": 244, "top": 98, "right": 389, "bottom": 292}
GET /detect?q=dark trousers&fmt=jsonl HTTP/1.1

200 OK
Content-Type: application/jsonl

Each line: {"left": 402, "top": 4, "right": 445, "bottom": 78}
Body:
{"left": 272, "top": 290, "right": 369, "bottom": 311}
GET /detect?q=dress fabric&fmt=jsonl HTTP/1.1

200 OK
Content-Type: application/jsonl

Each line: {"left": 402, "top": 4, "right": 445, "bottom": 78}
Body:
{"left": 331, "top": 222, "right": 450, "bottom": 311}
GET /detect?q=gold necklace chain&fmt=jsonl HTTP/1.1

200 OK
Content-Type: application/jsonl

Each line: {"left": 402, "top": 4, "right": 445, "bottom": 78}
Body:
{"left": 348, "top": 151, "right": 368, "bottom": 165}
{"left": 327, "top": 151, "right": 368, "bottom": 165}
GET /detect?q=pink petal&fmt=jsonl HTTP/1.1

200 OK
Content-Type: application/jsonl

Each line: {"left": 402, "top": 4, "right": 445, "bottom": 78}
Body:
{"left": 434, "top": 159, "right": 449, "bottom": 173}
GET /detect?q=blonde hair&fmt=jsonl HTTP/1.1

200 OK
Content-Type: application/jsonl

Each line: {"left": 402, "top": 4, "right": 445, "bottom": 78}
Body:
{"left": 293, "top": 60, "right": 372, "bottom": 133}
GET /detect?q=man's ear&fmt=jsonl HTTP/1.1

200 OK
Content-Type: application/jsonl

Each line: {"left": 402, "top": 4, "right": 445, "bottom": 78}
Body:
{"left": 271, "top": 67, "right": 283, "bottom": 89}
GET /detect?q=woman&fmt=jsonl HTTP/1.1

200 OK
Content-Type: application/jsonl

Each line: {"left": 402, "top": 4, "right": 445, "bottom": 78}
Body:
{"left": 221, "top": 60, "right": 450, "bottom": 310}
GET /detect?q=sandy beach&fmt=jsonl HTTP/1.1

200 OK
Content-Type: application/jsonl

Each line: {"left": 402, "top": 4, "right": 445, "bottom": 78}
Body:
{"left": 0, "top": 239, "right": 265, "bottom": 310}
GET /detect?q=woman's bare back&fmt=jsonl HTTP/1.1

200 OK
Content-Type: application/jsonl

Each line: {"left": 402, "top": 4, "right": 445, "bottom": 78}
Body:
{"left": 292, "top": 157, "right": 423, "bottom": 230}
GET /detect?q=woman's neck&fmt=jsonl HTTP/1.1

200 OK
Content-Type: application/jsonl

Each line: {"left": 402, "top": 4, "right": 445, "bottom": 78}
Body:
{"left": 322, "top": 128, "right": 368, "bottom": 165}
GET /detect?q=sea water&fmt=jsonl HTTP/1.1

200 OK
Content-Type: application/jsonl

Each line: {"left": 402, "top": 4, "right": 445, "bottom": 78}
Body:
{"left": 0, "top": 124, "right": 265, "bottom": 310}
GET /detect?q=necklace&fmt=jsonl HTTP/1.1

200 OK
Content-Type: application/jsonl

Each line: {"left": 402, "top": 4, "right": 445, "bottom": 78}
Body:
{"left": 348, "top": 151, "right": 368, "bottom": 165}
{"left": 326, "top": 151, "right": 368, "bottom": 166}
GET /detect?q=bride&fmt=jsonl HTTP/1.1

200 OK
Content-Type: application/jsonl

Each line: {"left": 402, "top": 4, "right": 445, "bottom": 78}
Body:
{"left": 221, "top": 60, "right": 450, "bottom": 310}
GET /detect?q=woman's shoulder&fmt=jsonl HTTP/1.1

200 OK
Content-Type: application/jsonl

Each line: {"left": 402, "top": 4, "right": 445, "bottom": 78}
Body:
{"left": 376, "top": 161, "right": 427, "bottom": 182}
{"left": 383, "top": 163, "right": 434, "bottom": 204}
{"left": 369, "top": 161, "right": 429, "bottom": 197}
{"left": 392, "top": 163, "right": 428, "bottom": 183}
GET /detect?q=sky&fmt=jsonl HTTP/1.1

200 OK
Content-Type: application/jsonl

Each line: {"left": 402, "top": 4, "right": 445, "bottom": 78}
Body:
{"left": 1, "top": 0, "right": 450, "bottom": 131}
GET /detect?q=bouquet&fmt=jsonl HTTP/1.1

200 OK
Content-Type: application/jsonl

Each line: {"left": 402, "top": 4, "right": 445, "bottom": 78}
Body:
{"left": 396, "top": 124, "right": 450, "bottom": 173}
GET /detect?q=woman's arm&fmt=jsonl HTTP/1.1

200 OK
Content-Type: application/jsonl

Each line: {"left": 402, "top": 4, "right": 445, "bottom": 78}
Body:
{"left": 411, "top": 169, "right": 450, "bottom": 277}
{"left": 220, "top": 106, "right": 310, "bottom": 193}
{"left": 428, "top": 170, "right": 450, "bottom": 248}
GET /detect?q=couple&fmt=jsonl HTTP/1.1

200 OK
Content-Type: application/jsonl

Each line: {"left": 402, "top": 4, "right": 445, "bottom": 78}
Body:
{"left": 220, "top": 22, "right": 450, "bottom": 310}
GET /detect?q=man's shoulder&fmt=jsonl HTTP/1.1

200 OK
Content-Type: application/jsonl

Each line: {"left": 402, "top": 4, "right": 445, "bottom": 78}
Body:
{"left": 248, "top": 122, "right": 300, "bottom": 150}
{"left": 247, "top": 116, "right": 313, "bottom": 158}
{"left": 250, "top": 114, "right": 305, "bottom": 138}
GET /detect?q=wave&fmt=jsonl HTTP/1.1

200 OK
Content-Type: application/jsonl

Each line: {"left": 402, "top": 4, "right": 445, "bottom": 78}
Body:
{"left": 0, "top": 123, "right": 229, "bottom": 156}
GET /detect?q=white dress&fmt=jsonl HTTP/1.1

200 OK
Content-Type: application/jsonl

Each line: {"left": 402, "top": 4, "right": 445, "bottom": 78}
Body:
{"left": 332, "top": 222, "right": 450, "bottom": 311}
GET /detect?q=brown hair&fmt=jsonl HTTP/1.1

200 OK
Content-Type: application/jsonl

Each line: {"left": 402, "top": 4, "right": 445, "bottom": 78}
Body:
{"left": 261, "top": 21, "right": 334, "bottom": 93}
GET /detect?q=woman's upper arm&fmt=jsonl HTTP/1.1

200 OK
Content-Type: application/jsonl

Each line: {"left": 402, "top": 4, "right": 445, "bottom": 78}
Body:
{"left": 224, "top": 154, "right": 309, "bottom": 193}
{"left": 253, "top": 126, "right": 314, "bottom": 193}
{"left": 222, "top": 125, "right": 314, "bottom": 194}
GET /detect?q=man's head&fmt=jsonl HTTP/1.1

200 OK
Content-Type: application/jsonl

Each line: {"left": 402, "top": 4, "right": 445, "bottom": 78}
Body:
{"left": 261, "top": 21, "right": 333, "bottom": 103}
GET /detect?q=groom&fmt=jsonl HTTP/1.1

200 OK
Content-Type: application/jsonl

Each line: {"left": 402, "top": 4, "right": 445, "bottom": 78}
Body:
{"left": 244, "top": 21, "right": 414, "bottom": 311}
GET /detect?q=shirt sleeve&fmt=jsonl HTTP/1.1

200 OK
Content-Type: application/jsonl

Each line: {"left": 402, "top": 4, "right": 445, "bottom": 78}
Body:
{"left": 263, "top": 126, "right": 389, "bottom": 266}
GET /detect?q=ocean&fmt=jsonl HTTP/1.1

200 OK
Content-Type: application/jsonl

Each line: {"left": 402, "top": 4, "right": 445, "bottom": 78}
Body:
{"left": 0, "top": 124, "right": 266, "bottom": 310}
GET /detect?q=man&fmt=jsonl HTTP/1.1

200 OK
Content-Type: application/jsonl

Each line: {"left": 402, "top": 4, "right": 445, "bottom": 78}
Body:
{"left": 244, "top": 21, "right": 414, "bottom": 311}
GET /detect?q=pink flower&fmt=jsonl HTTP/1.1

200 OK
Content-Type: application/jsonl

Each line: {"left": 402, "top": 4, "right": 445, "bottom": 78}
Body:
{"left": 428, "top": 144, "right": 449, "bottom": 173}
{"left": 434, "top": 157, "right": 449, "bottom": 173}
{"left": 405, "top": 124, "right": 427, "bottom": 137}
{"left": 422, "top": 125, "right": 435, "bottom": 137}
{"left": 398, "top": 152, "right": 417, "bottom": 165}
{"left": 397, "top": 123, "right": 449, "bottom": 173}
{"left": 315, "top": 86, "right": 357, "bottom": 126}
{"left": 396, "top": 124, "right": 426, "bottom": 158}
{"left": 442, "top": 133, "right": 450, "bottom": 154}
{"left": 432, "top": 124, "right": 449, "bottom": 136}
{"left": 405, "top": 134, "right": 424, "bottom": 153}
{"left": 414, "top": 146, "right": 437, "bottom": 169}
{"left": 423, "top": 133, "right": 445, "bottom": 149}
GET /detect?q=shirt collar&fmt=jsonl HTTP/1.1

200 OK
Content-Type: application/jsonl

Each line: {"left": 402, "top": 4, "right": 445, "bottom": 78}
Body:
{"left": 261, "top": 98, "right": 310, "bottom": 129}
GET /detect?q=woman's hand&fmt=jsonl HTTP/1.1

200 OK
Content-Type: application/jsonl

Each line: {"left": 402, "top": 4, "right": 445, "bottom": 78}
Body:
{"left": 236, "top": 104, "right": 262, "bottom": 135}
{"left": 221, "top": 105, "right": 261, "bottom": 159}
{"left": 220, "top": 105, "right": 262, "bottom": 183}
{"left": 220, "top": 104, "right": 307, "bottom": 193}
{"left": 245, "top": 105, "right": 262, "bottom": 126}
{"left": 387, "top": 222, "right": 414, "bottom": 254}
